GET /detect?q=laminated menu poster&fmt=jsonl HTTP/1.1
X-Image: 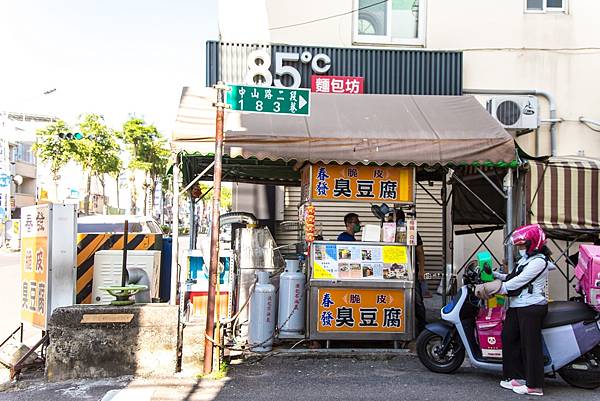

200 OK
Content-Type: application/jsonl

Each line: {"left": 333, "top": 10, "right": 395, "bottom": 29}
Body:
{"left": 312, "top": 243, "right": 410, "bottom": 280}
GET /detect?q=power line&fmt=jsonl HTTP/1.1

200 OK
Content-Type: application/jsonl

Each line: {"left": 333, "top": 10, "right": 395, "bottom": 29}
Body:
{"left": 269, "top": 0, "right": 388, "bottom": 31}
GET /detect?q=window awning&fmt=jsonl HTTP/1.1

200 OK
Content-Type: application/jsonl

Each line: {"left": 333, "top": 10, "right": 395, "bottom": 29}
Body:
{"left": 525, "top": 156, "right": 600, "bottom": 238}
{"left": 173, "top": 87, "right": 516, "bottom": 168}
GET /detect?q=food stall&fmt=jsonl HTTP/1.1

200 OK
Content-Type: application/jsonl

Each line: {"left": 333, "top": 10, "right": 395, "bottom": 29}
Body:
{"left": 171, "top": 88, "right": 518, "bottom": 348}
{"left": 301, "top": 163, "right": 417, "bottom": 341}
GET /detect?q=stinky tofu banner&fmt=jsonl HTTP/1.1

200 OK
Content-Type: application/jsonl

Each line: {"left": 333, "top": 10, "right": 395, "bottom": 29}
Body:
{"left": 317, "top": 288, "right": 406, "bottom": 333}
{"left": 304, "top": 164, "right": 413, "bottom": 203}
{"left": 312, "top": 243, "right": 411, "bottom": 281}
{"left": 20, "top": 205, "right": 49, "bottom": 330}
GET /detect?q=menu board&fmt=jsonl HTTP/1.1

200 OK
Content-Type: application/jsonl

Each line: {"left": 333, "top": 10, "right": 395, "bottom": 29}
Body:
{"left": 312, "top": 243, "right": 411, "bottom": 281}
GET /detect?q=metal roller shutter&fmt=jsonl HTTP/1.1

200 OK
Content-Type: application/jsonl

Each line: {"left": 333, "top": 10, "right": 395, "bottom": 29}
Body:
{"left": 275, "top": 184, "right": 443, "bottom": 276}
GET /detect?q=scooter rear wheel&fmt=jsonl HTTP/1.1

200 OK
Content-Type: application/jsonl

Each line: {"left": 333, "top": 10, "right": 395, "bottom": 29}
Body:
{"left": 416, "top": 330, "right": 465, "bottom": 374}
{"left": 558, "top": 351, "right": 600, "bottom": 390}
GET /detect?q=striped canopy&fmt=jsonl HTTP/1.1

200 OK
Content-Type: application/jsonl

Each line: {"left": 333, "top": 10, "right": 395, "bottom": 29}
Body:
{"left": 526, "top": 157, "right": 600, "bottom": 234}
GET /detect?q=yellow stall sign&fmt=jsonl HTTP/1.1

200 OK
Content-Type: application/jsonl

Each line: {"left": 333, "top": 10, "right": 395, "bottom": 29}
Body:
{"left": 305, "top": 164, "right": 413, "bottom": 203}
{"left": 317, "top": 288, "right": 406, "bottom": 333}
{"left": 20, "top": 206, "right": 49, "bottom": 330}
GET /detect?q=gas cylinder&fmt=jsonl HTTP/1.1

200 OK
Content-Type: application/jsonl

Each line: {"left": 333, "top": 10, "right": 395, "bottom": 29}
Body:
{"left": 277, "top": 259, "right": 306, "bottom": 338}
{"left": 248, "top": 271, "right": 276, "bottom": 352}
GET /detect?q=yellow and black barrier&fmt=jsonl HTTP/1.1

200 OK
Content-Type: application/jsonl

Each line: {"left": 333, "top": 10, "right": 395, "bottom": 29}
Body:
{"left": 76, "top": 233, "right": 162, "bottom": 304}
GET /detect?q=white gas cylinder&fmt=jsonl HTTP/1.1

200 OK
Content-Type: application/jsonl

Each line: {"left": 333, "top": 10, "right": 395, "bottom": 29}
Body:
{"left": 248, "top": 271, "right": 276, "bottom": 352}
{"left": 277, "top": 259, "right": 306, "bottom": 337}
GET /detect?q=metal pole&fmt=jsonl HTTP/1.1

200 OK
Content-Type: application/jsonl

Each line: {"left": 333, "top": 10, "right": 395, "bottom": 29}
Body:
{"left": 504, "top": 170, "right": 514, "bottom": 272}
{"left": 442, "top": 177, "right": 448, "bottom": 305}
{"left": 204, "top": 83, "right": 227, "bottom": 375}
{"left": 189, "top": 198, "right": 195, "bottom": 250}
{"left": 122, "top": 220, "right": 129, "bottom": 287}
{"left": 170, "top": 158, "right": 180, "bottom": 305}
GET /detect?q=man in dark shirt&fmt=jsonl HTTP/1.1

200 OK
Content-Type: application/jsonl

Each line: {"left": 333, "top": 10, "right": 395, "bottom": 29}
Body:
{"left": 337, "top": 213, "right": 361, "bottom": 241}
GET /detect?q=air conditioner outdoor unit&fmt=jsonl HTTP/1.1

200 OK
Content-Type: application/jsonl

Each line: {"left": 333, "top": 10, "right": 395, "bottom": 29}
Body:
{"left": 92, "top": 250, "right": 161, "bottom": 304}
{"left": 486, "top": 95, "right": 539, "bottom": 130}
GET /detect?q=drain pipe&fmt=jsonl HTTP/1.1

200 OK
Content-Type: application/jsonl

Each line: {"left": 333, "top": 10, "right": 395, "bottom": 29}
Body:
{"left": 463, "top": 89, "right": 558, "bottom": 157}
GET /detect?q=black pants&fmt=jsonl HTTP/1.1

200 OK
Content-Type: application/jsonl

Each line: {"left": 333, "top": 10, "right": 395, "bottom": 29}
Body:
{"left": 502, "top": 304, "right": 548, "bottom": 388}
{"left": 415, "top": 278, "right": 426, "bottom": 334}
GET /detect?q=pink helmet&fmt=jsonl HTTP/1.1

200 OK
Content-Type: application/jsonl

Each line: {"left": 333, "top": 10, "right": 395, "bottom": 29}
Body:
{"left": 510, "top": 224, "right": 546, "bottom": 255}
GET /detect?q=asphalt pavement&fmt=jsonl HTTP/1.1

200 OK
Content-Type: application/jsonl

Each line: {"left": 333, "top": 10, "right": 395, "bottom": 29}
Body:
{"left": 1, "top": 354, "right": 600, "bottom": 401}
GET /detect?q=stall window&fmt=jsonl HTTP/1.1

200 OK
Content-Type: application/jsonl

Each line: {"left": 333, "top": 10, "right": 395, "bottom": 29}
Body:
{"left": 354, "top": 0, "right": 426, "bottom": 46}
{"left": 525, "top": 0, "right": 566, "bottom": 13}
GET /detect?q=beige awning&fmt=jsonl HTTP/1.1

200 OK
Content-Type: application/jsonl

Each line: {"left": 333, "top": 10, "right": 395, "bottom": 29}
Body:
{"left": 173, "top": 87, "right": 515, "bottom": 167}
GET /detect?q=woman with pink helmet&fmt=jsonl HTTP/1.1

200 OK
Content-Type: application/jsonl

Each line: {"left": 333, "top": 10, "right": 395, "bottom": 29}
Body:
{"left": 495, "top": 224, "right": 553, "bottom": 396}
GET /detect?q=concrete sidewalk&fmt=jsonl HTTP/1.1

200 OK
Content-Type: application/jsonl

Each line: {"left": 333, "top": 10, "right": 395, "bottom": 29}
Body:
{"left": 1, "top": 353, "right": 596, "bottom": 401}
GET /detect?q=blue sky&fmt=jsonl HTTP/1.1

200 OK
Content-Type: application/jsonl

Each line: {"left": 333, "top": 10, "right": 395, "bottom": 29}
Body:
{"left": 0, "top": 0, "right": 218, "bottom": 134}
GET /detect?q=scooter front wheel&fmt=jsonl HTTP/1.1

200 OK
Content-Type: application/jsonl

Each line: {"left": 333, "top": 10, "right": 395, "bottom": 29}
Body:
{"left": 416, "top": 330, "right": 465, "bottom": 374}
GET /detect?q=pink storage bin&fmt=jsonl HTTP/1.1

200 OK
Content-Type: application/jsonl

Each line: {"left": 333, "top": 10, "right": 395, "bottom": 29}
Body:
{"left": 575, "top": 244, "right": 600, "bottom": 311}
{"left": 476, "top": 306, "right": 505, "bottom": 359}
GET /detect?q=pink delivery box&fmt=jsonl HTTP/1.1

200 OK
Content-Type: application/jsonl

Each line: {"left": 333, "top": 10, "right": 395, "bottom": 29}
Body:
{"left": 575, "top": 244, "right": 600, "bottom": 311}
{"left": 476, "top": 306, "right": 505, "bottom": 359}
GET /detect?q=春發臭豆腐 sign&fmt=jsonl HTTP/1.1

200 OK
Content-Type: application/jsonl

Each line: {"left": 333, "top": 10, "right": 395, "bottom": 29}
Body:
{"left": 305, "top": 164, "right": 413, "bottom": 203}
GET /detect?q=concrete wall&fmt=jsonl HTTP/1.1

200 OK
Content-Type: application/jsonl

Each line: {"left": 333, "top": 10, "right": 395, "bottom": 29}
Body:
{"left": 46, "top": 304, "right": 178, "bottom": 381}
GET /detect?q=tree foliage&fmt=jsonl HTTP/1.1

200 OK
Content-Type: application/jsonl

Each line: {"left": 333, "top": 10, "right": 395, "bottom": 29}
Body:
{"left": 33, "top": 120, "right": 76, "bottom": 182}
{"left": 118, "top": 118, "right": 170, "bottom": 215}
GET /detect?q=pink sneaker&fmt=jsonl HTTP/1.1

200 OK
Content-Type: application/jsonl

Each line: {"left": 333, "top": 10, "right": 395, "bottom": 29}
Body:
{"left": 500, "top": 379, "right": 525, "bottom": 390}
{"left": 512, "top": 385, "right": 543, "bottom": 396}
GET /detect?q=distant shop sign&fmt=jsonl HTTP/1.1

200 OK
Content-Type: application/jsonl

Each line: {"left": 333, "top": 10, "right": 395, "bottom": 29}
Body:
{"left": 207, "top": 41, "right": 463, "bottom": 95}
{"left": 245, "top": 49, "right": 331, "bottom": 89}
{"left": 311, "top": 75, "right": 364, "bottom": 94}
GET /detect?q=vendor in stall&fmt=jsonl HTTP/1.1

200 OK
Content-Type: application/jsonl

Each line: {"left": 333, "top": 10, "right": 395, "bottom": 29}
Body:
{"left": 337, "top": 213, "right": 361, "bottom": 241}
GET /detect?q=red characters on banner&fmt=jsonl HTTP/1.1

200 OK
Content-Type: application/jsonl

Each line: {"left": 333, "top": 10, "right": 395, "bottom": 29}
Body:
{"left": 304, "top": 204, "right": 316, "bottom": 243}
{"left": 311, "top": 76, "right": 364, "bottom": 94}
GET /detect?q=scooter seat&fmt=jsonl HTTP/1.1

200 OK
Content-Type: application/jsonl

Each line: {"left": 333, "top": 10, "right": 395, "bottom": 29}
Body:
{"left": 542, "top": 301, "right": 597, "bottom": 329}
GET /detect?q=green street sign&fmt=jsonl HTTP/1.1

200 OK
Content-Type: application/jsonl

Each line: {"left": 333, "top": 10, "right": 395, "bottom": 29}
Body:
{"left": 226, "top": 84, "right": 310, "bottom": 116}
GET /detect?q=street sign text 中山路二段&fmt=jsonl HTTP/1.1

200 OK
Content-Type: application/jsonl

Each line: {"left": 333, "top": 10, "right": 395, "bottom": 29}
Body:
{"left": 226, "top": 84, "right": 310, "bottom": 116}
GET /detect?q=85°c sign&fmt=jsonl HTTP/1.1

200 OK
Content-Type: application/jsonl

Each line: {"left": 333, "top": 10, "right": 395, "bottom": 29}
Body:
{"left": 245, "top": 49, "right": 331, "bottom": 89}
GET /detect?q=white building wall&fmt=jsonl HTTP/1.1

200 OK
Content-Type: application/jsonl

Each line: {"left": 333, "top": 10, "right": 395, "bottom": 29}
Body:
{"left": 217, "top": 0, "right": 600, "bottom": 298}
{"left": 219, "top": 0, "right": 600, "bottom": 158}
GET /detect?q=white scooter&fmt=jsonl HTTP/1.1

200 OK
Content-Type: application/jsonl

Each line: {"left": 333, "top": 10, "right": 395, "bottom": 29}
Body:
{"left": 416, "top": 261, "right": 600, "bottom": 389}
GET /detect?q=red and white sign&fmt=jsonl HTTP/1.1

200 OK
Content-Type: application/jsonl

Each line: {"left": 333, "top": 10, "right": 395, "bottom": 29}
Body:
{"left": 311, "top": 75, "right": 364, "bottom": 94}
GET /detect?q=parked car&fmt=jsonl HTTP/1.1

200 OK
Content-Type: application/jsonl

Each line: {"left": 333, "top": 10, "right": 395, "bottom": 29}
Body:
{"left": 77, "top": 215, "right": 163, "bottom": 234}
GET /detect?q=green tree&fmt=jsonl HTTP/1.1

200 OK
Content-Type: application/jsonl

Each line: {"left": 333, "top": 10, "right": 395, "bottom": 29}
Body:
{"left": 119, "top": 118, "right": 170, "bottom": 216}
{"left": 33, "top": 120, "right": 77, "bottom": 198}
{"left": 76, "top": 114, "right": 121, "bottom": 215}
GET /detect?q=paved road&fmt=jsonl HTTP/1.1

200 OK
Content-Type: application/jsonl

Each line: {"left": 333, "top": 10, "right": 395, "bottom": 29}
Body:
{"left": 1, "top": 354, "right": 599, "bottom": 401}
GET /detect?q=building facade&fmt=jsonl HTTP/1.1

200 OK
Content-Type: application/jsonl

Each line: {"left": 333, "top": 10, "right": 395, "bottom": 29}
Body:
{"left": 217, "top": 0, "right": 600, "bottom": 158}
{"left": 212, "top": 0, "right": 600, "bottom": 297}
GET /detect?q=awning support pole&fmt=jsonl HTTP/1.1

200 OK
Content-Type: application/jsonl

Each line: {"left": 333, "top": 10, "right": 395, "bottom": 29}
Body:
{"left": 476, "top": 167, "right": 507, "bottom": 199}
{"left": 179, "top": 161, "right": 215, "bottom": 196}
{"left": 504, "top": 171, "right": 514, "bottom": 272}
{"left": 442, "top": 176, "right": 448, "bottom": 305}
{"left": 417, "top": 181, "right": 444, "bottom": 207}
{"left": 204, "top": 82, "right": 229, "bottom": 375}
{"left": 170, "top": 156, "right": 180, "bottom": 306}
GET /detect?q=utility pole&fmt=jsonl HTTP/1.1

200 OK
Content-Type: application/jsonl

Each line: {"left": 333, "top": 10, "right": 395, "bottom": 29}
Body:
{"left": 203, "top": 82, "right": 229, "bottom": 375}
